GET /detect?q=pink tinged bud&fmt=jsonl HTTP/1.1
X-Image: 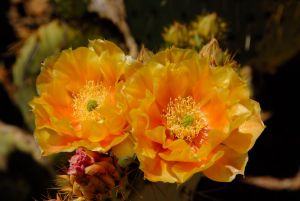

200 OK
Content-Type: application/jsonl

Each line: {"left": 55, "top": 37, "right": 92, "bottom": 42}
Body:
{"left": 67, "top": 147, "right": 94, "bottom": 175}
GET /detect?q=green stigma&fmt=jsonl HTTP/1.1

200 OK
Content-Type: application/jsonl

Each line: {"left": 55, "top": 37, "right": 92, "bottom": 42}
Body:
{"left": 181, "top": 114, "right": 194, "bottom": 127}
{"left": 86, "top": 99, "right": 98, "bottom": 112}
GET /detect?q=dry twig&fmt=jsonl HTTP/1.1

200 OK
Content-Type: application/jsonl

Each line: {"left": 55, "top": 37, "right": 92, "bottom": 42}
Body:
{"left": 88, "top": 0, "right": 138, "bottom": 57}
{"left": 244, "top": 171, "right": 300, "bottom": 191}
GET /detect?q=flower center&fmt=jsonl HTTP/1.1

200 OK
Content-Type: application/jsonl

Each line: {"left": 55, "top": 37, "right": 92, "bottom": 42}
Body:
{"left": 86, "top": 99, "right": 98, "bottom": 112}
{"left": 164, "top": 96, "right": 208, "bottom": 142}
{"left": 73, "top": 81, "right": 108, "bottom": 122}
{"left": 181, "top": 114, "right": 194, "bottom": 127}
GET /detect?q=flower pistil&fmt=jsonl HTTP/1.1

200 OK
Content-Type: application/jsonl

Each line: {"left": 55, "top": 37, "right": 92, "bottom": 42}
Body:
{"left": 164, "top": 96, "right": 208, "bottom": 142}
{"left": 73, "top": 80, "right": 108, "bottom": 122}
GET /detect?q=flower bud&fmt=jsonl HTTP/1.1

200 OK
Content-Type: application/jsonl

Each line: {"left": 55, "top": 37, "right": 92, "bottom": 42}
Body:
{"left": 56, "top": 148, "right": 126, "bottom": 200}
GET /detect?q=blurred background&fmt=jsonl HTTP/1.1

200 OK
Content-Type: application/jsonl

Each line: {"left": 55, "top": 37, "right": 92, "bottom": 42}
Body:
{"left": 0, "top": 0, "right": 300, "bottom": 200}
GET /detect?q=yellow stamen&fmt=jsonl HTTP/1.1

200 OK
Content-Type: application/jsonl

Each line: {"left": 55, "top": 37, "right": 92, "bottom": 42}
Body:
{"left": 73, "top": 81, "right": 108, "bottom": 122}
{"left": 164, "top": 96, "right": 208, "bottom": 142}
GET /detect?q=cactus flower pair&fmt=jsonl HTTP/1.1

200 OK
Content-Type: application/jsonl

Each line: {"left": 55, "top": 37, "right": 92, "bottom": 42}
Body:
{"left": 31, "top": 39, "right": 264, "bottom": 184}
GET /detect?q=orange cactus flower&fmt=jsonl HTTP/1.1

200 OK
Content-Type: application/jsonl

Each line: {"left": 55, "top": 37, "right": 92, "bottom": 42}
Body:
{"left": 124, "top": 44, "right": 264, "bottom": 183}
{"left": 31, "top": 40, "right": 139, "bottom": 155}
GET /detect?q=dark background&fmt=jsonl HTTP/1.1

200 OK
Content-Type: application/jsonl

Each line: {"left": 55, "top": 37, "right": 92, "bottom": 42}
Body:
{"left": 1, "top": 0, "right": 300, "bottom": 201}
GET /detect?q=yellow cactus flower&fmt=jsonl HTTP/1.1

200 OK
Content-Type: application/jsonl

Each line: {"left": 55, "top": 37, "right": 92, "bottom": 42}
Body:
{"left": 124, "top": 42, "right": 264, "bottom": 183}
{"left": 31, "top": 40, "right": 139, "bottom": 155}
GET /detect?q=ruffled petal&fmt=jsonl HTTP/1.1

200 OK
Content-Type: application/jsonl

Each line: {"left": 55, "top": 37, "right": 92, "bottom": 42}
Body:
{"left": 145, "top": 126, "right": 166, "bottom": 144}
{"left": 170, "top": 150, "right": 224, "bottom": 183}
{"left": 139, "top": 155, "right": 178, "bottom": 183}
{"left": 51, "top": 47, "right": 103, "bottom": 93}
{"left": 203, "top": 146, "right": 248, "bottom": 182}
{"left": 36, "top": 54, "right": 60, "bottom": 94}
{"left": 224, "top": 101, "right": 265, "bottom": 153}
{"left": 89, "top": 39, "right": 124, "bottom": 58}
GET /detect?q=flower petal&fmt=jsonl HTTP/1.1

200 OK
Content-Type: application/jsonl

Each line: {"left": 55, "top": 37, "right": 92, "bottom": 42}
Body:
{"left": 203, "top": 146, "right": 248, "bottom": 182}
{"left": 170, "top": 150, "right": 224, "bottom": 183}
{"left": 139, "top": 155, "right": 178, "bottom": 183}
{"left": 224, "top": 101, "right": 265, "bottom": 153}
{"left": 51, "top": 47, "right": 103, "bottom": 93}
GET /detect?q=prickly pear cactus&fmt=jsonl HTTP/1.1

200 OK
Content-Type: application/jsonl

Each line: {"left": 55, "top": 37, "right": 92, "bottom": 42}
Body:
{"left": 12, "top": 20, "right": 85, "bottom": 130}
{"left": 162, "top": 13, "right": 226, "bottom": 49}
